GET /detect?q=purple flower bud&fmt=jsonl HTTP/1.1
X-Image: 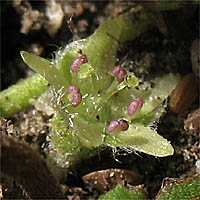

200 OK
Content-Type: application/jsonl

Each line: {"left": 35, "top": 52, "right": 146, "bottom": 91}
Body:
{"left": 109, "top": 65, "right": 127, "bottom": 83}
{"left": 128, "top": 98, "right": 144, "bottom": 116}
{"left": 119, "top": 119, "right": 129, "bottom": 131}
{"left": 110, "top": 66, "right": 121, "bottom": 76}
{"left": 67, "top": 85, "right": 80, "bottom": 94}
{"left": 71, "top": 54, "right": 88, "bottom": 73}
{"left": 107, "top": 120, "right": 120, "bottom": 133}
{"left": 107, "top": 119, "right": 129, "bottom": 133}
{"left": 67, "top": 85, "right": 82, "bottom": 107}
{"left": 72, "top": 92, "right": 82, "bottom": 107}
{"left": 117, "top": 68, "right": 127, "bottom": 83}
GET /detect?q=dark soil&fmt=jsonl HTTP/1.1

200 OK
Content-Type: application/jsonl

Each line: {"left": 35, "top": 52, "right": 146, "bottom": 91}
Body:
{"left": 1, "top": 1, "right": 199, "bottom": 199}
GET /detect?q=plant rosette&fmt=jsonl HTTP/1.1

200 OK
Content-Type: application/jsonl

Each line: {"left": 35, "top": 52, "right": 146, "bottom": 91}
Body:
{"left": 18, "top": 15, "right": 180, "bottom": 169}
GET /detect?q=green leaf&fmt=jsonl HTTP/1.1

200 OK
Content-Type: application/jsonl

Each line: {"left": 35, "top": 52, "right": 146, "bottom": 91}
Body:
{"left": 156, "top": 174, "right": 200, "bottom": 200}
{"left": 110, "top": 74, "right": 180, "bottom": 122}
{"left": 49, "top": 113, "right": 96, "bottom": 169}
{"left": 106, "top": 124, "right": 174, "bottom": 157}
{"left": 72, "top": 116, "right": 105, "bottom": 148}
{"left": 99, "top": 184, "right": 147, "bottom": 200}
{"left": 20, "top": 51, "right": 68, "bottom": 89}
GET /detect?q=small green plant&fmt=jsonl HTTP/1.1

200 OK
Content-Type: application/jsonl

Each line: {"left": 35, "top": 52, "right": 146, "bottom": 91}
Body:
{"left": 1, "top": 11, "right": 180, "bottom": 169}
{"left": 20, "top": 14, "right": 180, "bottom": 169}
{"left": 1, "top": 3, "right": 199, "bottom": 199}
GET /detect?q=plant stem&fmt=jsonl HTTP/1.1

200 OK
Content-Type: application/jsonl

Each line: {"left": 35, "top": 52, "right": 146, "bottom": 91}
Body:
{"left": 0, "top": 73, "right": 48, "bottom": 117}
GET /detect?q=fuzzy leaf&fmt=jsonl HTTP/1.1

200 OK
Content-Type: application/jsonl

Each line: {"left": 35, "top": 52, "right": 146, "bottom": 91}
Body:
{"left": 49, "top": 113, "right": 95, "bottom": 169}
{"left": 72, "top": 116, "right": 105, "bottom": 148}
{"left": 106, "top": 124, "right": 174, "bottom": 157}
{"left": 20, "top": 51, "right": 68, "bottom": 89}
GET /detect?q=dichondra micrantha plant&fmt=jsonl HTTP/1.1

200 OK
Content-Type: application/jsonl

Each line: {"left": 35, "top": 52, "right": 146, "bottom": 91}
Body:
{"left": 2, "top": 13, "right": 180, "bottom": 169}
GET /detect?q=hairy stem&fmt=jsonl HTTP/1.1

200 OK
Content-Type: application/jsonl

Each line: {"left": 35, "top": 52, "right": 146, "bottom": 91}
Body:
{"left": 0, "top": 74, "right": 48, "bottom": 117}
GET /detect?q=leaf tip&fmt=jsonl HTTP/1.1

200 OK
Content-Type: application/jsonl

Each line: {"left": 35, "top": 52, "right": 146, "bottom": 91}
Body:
{"left": 20, "top": 51, "right": 29, "bottom": 63}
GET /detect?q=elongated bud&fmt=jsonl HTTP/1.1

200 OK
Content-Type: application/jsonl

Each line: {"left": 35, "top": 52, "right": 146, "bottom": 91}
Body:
{"left": 128, "top": 98, "right": 144, "bottom": 116}
{"left": 67, "top": 85, "right": 82, "bottom": 107}
{"left": 107, "top": 119, "right": 129, "bottom": 133}
{"left": 107, "top": 120, "right": 120, "bottom": 132}
{"left": 71, "top": 54, "right": 88, "bottom": 73}
{"left": 72, "top": 92, "right": 82, "bottom": 107}
{"left": 109, "top": 65, "right": 127, "bottom": 83}
{"left": 117, "top": 68, "right": 127, "bottom": 83}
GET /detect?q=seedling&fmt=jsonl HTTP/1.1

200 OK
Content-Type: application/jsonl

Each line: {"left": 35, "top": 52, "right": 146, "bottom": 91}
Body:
{"left": 1, "top": 14, "right": 180, "bottom": 169}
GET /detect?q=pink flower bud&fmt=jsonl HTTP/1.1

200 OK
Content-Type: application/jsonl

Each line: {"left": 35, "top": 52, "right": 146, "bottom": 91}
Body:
{"left": 109, "top": 65, "right": 127, "bottom": 83}
{"left": 119, "top": 119, "right": 129, "bottom": 131}
{"left": 67, "top": 85, "right": 82, "bottom": 107}
{"left": 117, "top": 68, "right": 127, "bottom": 83}
{"left": 110, "top": 66, "right": 121, "bottom": 76}
{"left": 67, "top": 85, "right": 80, "bottom": 94}
{"left": 107, "top": 120, "right": 120, "bottom": 133}
{"left": 71, "top": 54, "right": 88, "bottom": 73}
{"left": 128, "top": 98, "right": 144, "bottom": 116}
{"left": 72, "top": 92, "right": 82, "bottom": 107}
{"left": 107, "top": 119, "right": 129, "bottom": 133}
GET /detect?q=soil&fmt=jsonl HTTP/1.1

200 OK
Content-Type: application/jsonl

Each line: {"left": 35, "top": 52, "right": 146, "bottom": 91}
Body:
{"left": 1, "top": 1, "right": 199, "bottom": 199}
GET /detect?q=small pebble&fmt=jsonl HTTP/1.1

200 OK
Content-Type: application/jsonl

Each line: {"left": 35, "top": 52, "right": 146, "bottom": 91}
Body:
{"left": 169, "top": 73, "right": 198, "bottom": 113}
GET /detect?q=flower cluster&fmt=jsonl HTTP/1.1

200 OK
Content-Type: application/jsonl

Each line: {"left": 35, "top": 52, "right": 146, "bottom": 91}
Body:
{"left": 70, "top": 55, "right": 145, "bottom": 133}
